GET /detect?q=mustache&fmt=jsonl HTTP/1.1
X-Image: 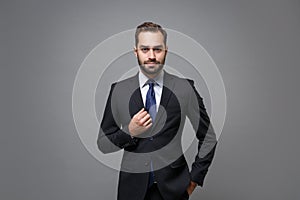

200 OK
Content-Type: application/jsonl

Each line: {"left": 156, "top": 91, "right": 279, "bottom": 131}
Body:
{"left": 144, "top": 60, "right": 160, "bottom": 64}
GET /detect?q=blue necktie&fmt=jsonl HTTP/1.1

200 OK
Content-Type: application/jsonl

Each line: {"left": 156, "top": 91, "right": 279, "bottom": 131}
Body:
{"left": 145, "top": 82, "right": 157, "bottom": 121}
{"left": 145, "top": 81, "right": 156, "bottom": 187}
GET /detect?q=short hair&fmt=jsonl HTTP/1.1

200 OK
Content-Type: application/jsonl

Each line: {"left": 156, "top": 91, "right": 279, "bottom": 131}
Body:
{"left": 135, "top": 22, "right": 167, "bottom": 47}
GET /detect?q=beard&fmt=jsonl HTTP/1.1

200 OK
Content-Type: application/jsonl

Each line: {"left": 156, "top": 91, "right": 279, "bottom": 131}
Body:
{"left": 137, "top": 55, "right": 166, "bottom": 76}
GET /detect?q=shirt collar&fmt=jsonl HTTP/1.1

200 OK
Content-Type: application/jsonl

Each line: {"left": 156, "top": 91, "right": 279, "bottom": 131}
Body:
{"left": 139, "top": 69, "right": 164, "bottom": 88}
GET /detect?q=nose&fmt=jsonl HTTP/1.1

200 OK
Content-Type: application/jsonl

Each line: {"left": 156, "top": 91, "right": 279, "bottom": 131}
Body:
{"left": 148, "top": 49, "right": 156, "bottom": 60}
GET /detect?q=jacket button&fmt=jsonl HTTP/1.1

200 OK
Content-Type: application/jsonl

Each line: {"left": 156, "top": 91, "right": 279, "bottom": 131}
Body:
{"left": 145, "top": 162, "right": 149, "bottom": 166}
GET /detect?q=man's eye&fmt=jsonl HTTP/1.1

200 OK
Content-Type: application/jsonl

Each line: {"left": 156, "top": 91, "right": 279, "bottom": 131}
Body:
{"left": 141, "top": 48, "right": 149, "bottom": 52}
{"left": 153, "top": 48, "right": 162, "bottom": 53}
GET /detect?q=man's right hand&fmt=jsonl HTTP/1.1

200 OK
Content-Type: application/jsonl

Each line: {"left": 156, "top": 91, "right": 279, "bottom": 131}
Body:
{"left": 128, "top": 108, "right": 152, "bottom": 137}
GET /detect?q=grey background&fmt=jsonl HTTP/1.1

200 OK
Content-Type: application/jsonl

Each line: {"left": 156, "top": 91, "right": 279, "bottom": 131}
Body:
{"left": 1, "top": 0, "right": 300, "bottom": 199}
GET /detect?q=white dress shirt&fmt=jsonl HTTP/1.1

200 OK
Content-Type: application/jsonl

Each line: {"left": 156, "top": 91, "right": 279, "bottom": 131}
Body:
{"left": 138, "top": 70, "right": 164, "bottom": 112}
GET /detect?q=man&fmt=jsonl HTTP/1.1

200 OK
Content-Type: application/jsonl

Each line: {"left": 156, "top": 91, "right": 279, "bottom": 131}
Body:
{"left": 97, "top": 22, "right": 217, "bottom": 200}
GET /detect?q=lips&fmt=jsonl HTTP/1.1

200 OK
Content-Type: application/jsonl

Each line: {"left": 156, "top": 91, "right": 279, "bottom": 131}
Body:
{"left": 144, "top": 62, "right": 160, "bottom": 64}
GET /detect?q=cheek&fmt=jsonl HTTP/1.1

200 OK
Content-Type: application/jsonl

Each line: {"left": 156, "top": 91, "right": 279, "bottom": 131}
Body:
{"left": 139, "top": 56, "right": 148, "bottom": 62}
{"left": 138, "top": 52, "right": 146, "bottom": 58}
{"left": 137, "top": 54, "right": 146, "bottom": 61}
{"left": 157, "top": 54, "right": 166, "bottom": 61}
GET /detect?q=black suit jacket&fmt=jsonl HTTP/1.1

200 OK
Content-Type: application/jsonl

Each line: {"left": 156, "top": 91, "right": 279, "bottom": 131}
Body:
{"left": 97, "top": 71, "right": 217, "bottom": 200}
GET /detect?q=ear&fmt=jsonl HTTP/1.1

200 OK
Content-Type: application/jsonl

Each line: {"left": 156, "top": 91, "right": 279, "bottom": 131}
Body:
{"left": 134, "top": 46, "right": 138, "bottom": 57}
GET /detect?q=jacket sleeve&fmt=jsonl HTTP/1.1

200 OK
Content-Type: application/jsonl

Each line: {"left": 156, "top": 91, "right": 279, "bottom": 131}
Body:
{"left": 186, "top": 79, "right": 217, "bottom": 186}
{"left": 97, "top": 83, "right": 138, "bottom": 154}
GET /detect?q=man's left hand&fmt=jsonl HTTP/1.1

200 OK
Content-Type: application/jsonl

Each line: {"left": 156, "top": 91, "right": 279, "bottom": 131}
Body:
{"left": 186, "top": 181, "right": 197, "bottom": 196}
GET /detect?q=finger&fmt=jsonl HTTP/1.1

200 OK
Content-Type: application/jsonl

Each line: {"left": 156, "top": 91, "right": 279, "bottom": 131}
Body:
{"left": 137, "top": 110, "right": 148, "bottom": 119}
{"left": 145, "top": 122, "right": 152, "bottom": 129}
{"left": 137, "top": 114, "right": 150, "bottom": 126}
{"left": 143, "top": 117, "right": 152, "bottom": 126}
{"left": 133, "top": 109, "right": 145, "bottom": 121}
{"left": 134, "top": 108, "right": 144, "bottom": 118}
{"left": 137, "top": 108, "right": 144, "bottom": 114}
{"left": 140, "top": 113, "right": 151, "bottom": 124}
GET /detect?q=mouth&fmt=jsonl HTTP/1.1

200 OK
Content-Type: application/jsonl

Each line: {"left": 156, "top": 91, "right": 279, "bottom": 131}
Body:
{"left": 145, "top": 62, "right": 160, "bottom": 65}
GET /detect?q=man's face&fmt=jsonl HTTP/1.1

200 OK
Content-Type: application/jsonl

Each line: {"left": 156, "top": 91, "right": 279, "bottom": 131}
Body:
{"left": 134, "top": 31, "right": 168, "bottom": 77}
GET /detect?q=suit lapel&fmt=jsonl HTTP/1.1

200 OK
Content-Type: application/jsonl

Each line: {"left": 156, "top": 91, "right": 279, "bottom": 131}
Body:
{"left": 127, "top": 73, "right": 144, "bottom": 115}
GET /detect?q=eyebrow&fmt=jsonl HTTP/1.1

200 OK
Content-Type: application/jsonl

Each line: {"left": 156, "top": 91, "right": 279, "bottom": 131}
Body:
{"left": 139, "top": 45, "right": 164, "bottom": 48}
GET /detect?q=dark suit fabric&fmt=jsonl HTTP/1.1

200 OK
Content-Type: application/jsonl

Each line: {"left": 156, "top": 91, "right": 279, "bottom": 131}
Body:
{"left": 97, "top": 71, "right": 217, "bottom": 200}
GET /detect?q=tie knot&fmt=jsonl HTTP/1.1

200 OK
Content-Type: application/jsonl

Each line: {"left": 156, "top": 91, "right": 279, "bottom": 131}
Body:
{"left": 146, "top": 79, "right": 156, "bottom": 88}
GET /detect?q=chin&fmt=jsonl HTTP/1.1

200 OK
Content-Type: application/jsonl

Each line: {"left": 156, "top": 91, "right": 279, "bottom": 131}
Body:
{"left": 140, "top": 64, "right": 164, "bottom": 76}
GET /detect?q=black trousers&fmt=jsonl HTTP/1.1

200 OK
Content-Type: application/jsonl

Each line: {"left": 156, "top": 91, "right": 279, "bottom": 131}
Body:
{"left": 144, "top": 183, "right": 189, "bottom": 200}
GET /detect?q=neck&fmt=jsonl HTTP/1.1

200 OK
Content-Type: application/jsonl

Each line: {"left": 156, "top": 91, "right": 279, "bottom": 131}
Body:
{"left": 141, "top": 70, "right": 162, "bottom": 80}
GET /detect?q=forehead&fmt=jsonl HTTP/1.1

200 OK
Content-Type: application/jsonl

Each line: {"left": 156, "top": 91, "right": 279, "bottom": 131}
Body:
{"left": 137, "top": 31, "right": 165, "bottom": 47}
